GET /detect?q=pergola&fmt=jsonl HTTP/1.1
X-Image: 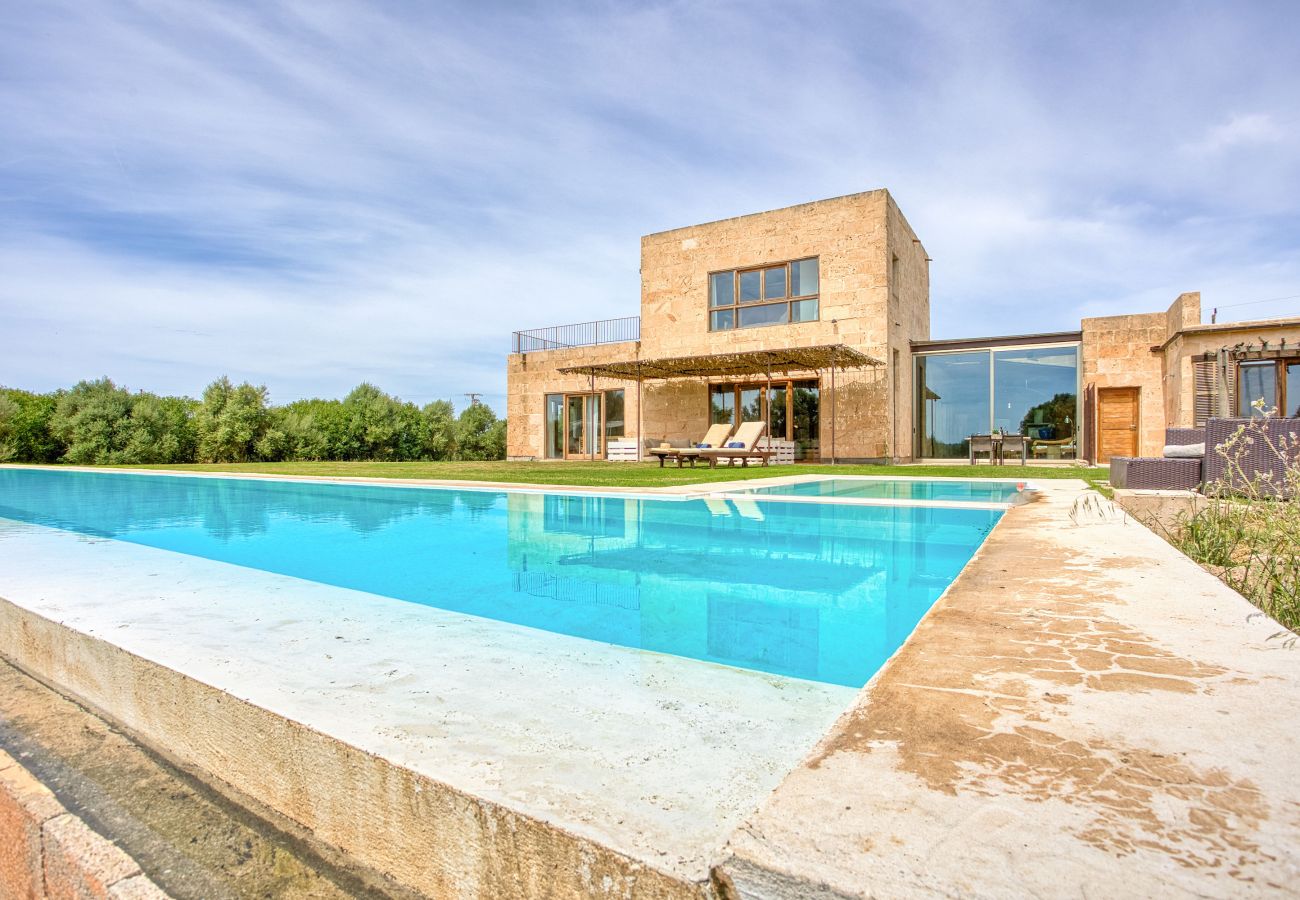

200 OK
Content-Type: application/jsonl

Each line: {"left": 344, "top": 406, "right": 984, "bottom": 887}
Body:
{"left": 556, "top": 343, "right": 883, "bottom": 463}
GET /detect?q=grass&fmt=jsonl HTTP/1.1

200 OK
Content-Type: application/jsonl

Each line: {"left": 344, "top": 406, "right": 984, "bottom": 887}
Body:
{"left": 103, "top": 459, "right": 1112, "bottom": 491}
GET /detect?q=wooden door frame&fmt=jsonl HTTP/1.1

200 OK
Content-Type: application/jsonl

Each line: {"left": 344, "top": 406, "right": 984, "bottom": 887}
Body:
{"left": 561, "top": 392, "right": 604, "bottom": 460}
{"left": 1095, "top": 386, "right": 1140, "bottom": 463}
{"left": 702, "top": 377, "right": 821, "bottom": 450}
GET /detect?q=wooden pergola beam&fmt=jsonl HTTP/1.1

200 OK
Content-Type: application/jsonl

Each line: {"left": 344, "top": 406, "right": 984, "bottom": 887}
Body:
{"left": 555, "top": 344, "right": 882, "bottom": 380}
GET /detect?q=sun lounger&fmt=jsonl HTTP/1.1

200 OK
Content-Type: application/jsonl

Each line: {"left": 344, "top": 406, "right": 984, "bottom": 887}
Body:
{"left": 648, "top": 423, "right": 733, "bottom": 468}
{"left": 697, "top": 421, "right": 773, "bottom": 468}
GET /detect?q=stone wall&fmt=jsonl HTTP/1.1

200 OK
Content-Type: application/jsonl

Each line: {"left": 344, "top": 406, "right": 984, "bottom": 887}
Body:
{"left": 1081, "top": 309, "right": 1168, "bottom": 458}
{"left": 0, "top": 747, "right": 168, "bottom": 899}
{"left": 1162, "top": 316, "right": 1300, "bottom": 425}
{"left": 505, "top": 342, "right": 641, "bottom": 459}
{"left": 506, "top": 191, "right": 925, "bottom": 462}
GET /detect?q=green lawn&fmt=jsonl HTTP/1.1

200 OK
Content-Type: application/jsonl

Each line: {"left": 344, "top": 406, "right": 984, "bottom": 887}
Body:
{"left": 111, "top": 460, "right": 1110, "bottom": 491}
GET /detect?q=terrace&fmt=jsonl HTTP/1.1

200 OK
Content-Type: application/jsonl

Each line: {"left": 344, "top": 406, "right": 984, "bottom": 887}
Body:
{"left": 511, "top": 315, "right": 641, "bottom": 353}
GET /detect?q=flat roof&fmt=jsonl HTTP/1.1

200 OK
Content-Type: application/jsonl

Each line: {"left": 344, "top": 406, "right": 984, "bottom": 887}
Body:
{"left": 641, "top": 189, "right": 889, "bottom": 240}
{"left": 911, "top": 330, "right": 1083, "bottom": 353}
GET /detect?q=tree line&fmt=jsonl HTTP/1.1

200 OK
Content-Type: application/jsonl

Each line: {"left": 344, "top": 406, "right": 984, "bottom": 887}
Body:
{"left": 0, "top": 377, "right": 506, "bottom": 465}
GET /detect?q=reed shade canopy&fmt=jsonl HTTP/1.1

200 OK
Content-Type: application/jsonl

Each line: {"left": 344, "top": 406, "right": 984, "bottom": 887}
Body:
{"left": 556, "top": 343, "right": 883, "bottom": 463}
{"left": 554, "top": 343, "right": 882, "bottom": 380}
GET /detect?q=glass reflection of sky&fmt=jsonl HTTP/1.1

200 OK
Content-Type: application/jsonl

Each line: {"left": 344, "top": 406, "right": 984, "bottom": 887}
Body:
{"left": 0, "top": 469, "right": 1001, "bottom": 687}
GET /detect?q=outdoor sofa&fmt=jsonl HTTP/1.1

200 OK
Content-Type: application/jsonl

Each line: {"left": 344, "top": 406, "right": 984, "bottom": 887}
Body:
{"left": 1109, "top": 417, "right": 1299, "bottom": 496}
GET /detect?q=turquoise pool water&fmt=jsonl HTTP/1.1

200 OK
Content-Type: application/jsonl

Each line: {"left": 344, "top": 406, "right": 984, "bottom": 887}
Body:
{"left": 735, "top": 478, "right": 1027, "bottom": 504}
{"left": 0, "top": 469, "right": 1001, "bottom": 687}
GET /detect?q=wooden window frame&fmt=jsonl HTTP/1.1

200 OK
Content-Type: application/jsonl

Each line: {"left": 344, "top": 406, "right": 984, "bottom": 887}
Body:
{"left": 705, "top": 378, "right": 820, "bottom": 445}
{"left": 708, "top": 257, "right": 819, "bottom": 332}
{"left": 1236, "top": 357, "right": 1299, "bottom": 416}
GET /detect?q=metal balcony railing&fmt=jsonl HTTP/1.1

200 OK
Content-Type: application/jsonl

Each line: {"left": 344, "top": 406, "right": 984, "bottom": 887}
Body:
{"left": 511, "top": 316, "right": 640, "bottom": 353}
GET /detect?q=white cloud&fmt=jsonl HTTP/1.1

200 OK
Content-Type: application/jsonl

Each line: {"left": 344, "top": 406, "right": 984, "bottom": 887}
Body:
{"left": 1, "top": 0, "right": 1299, "bottom": 407}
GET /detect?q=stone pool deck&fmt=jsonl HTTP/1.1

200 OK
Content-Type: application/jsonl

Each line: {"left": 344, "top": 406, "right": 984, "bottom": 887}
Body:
{"left": 0, "top": 472, "right": 1297, "bottom": 898}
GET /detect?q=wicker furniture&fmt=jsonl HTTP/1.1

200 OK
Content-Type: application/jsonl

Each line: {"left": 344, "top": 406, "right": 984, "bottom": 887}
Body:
{"left": 1203, "top": 417, "right": 1300, "bottom": 498}
{"left": 1110, "top": 457, "right": 1203, "bottom": 490}
{"left": 1110, "top": 426, "right": 1206, "bottom": 490}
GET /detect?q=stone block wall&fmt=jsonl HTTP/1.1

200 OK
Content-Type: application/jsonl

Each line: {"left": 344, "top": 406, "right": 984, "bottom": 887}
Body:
{"left": 506, "top": 190, "right": 926, "bottom": 461}
{"left": 1081, "top": 310, "right": 1169, "bottom": 458}
{"left": 0, "top": 747, "right": 167, "bottom": 899}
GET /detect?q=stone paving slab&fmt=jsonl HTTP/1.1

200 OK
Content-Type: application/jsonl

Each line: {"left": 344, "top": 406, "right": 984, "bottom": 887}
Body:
{"left": 718, "top": 481, "right": 1300, "bottom": 898}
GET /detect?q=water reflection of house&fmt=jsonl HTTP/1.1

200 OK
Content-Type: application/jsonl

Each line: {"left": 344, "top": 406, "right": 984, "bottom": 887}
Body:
{"left": 505, "top": 493, "right": 996, "bottom": 685}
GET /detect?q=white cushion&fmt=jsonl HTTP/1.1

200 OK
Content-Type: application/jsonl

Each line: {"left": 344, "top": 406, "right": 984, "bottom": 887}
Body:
{"left": 1163, "top": 442, "right": 1205, "bottom": 458}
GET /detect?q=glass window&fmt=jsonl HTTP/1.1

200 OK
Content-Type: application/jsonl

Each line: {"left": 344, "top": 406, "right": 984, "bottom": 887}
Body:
{"left": 764, "top": 267, "right": 786, "bottom": 299}
{"left": 915, "top": 352, "right": 991, "bottom": 459}
{"left": 708, "top": 257, "right": 819, "bottom": 331}
{"left": 992, "top": 347, "right": 1078, "bottom": 456}
{"left": 545, "top": 394, "right": 564, "bottom": 459}
{"left": 791, "top": 380, "right": 819, "bottom": 460}
{"left": 710, "top": 385, "right": 735, "bottom": 425}
{"left": 790, "top": 258, "right": 818, "bottom": 297}
{"left": 1239, "top": 362, "right": 1278, "bottom": 415}
{"left": 1288, "top": 363, "right": 1300, "bottom": 417}
{"left": 739, "top": 387, "right": 763, "bottom": 422}
{"left": 768, "top": 384, "right": 787, "bottom": 441}
{"left": 916, "top": 346, "right": 1080, "bottom": 459}
{"left": 709, "top": 272, "right": 733, "bottom": 308}
{"left": 791, "top": 298, "right": 818, "bottom": 322}
{"left": 738, "top": 303, "right": 789, "bottom": 328}
{"left": 604, "top": 390, "right": 624, "bottom": 441}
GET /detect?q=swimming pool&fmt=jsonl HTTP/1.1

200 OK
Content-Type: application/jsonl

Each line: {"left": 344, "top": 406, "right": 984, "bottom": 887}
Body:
{"left": 733, "top": 477, "right": 1029, "bottom": 504}
{"left": 0, "top": 469, "right": 1001, "bottom": 687}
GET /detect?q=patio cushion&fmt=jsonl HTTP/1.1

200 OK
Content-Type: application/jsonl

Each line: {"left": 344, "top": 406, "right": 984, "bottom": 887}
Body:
{"left": 726, "top": 441, "right": 744, "bottom": 448}
{"left": 1163, "top": 443, "right": 1205, "bottom": 458}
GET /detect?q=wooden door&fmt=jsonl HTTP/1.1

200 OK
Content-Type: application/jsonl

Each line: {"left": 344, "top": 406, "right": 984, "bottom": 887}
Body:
{"left": 1096, "top": 387, "right": 1139, "bottom": 462}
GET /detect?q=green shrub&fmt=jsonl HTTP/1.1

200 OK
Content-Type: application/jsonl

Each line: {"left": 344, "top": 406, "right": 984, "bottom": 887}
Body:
{"left": 194, "top": 377, "right": 271, "bottom": 463}
{"left": 1171, "top": 413, "right": 1299, "bottom": 633}
{"left": 0, "top": 388, "right": 64, "bottom": 462}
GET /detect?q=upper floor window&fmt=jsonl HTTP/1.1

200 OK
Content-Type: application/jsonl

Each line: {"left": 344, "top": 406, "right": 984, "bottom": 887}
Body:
{"left": 708, "top": 257, "right": 819, "bottom": 331}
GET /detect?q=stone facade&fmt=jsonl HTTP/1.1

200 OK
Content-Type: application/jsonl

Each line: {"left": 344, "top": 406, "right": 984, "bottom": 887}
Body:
{"left": 506, "top": 190, "right": 929, "bottom": 461}
{"left": 506, "top": 190, "right": 1299, "bottom": 464}
{"left": 1082, "top": 292, "right": 1300, "bottom": 458}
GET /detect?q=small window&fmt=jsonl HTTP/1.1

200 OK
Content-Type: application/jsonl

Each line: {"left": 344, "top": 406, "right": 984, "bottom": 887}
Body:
{"left": 764, "top": 267, "right": 786, "bottom": 299}
{"left": 709, "top": 272, "right": 733, "bottom": 308}
{"left": 708, "top": 257, "right": 818, "bottom": 331}
{"left": 739, "top": 304, "right": 789, "bottom": 328}
{"left": 790, "top": 258, "right": 818, "bottom": 297}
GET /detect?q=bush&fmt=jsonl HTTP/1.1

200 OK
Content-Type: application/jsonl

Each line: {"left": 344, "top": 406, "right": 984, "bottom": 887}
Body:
{"left": 1, "top": 378, "right": 508, "bottom": 464}
{"left": 1171, "top": 411, "right": 1299, "bottom": 633}
{"left": 50, "top": 378, "right": 135, "bottom": 464}
{"left": 454, "top": 403, "right": 506, "bottom": 460}
{"left": 0, "top": 388, "right": 64, "bottom": 463}
{"left": 194, "top": 377, "right": 270, "bottom": 463}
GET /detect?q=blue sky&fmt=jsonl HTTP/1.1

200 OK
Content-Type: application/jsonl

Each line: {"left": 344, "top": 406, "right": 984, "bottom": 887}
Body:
{"left": 2, "top": 0, "right": 1298, "bottom": 411}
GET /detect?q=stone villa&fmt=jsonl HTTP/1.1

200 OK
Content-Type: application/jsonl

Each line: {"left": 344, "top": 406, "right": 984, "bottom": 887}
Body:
{"left": 506, "top": 190, "right": 1300, "bottom": 463}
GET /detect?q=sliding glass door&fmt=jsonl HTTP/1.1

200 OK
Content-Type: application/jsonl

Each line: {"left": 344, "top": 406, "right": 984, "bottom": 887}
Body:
{"left": 915, "top": 345, "right": 1079, "bottom": 459}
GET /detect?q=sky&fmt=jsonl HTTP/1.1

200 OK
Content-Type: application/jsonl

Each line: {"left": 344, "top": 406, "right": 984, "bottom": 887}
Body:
{"left": 2, "top": 0, "right": 1299, "bottom": 411}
